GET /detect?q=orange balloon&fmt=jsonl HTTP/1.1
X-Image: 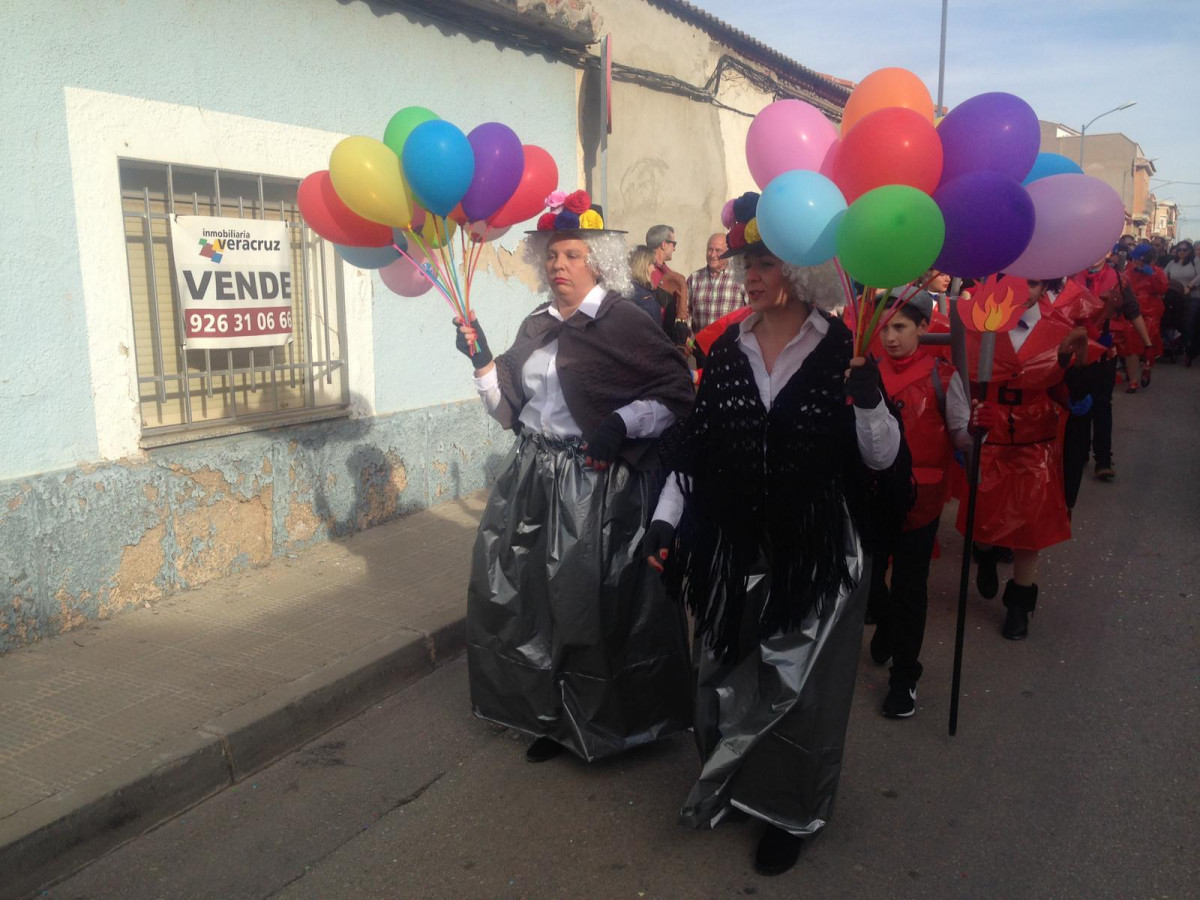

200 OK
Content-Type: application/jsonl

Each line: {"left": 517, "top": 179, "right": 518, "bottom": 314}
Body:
{"left": 841, "top": 68, "right": 934, "bottom": 134}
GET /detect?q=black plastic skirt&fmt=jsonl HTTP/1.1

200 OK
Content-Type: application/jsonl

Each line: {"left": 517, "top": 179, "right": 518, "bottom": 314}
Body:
{"left": 467, "top": 430, "right": 692, "bottom": 761}
{"left": 681, "top": 509, "right": 869, "bottom": 836}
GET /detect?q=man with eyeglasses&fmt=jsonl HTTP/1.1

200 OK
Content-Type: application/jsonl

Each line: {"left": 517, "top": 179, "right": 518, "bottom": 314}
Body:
{"left": 647, "top": 224, "right": 690, "bottom": 346}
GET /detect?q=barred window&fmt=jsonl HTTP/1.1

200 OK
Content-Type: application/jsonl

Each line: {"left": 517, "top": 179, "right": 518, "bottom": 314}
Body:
{"left": 120, "top": 161, "right": 349, "bottom": 445}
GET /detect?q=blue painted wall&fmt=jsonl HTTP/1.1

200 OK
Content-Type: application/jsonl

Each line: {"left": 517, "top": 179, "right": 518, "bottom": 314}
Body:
{"left": 0, "top": 0, "right": 576, "bottom": 477}
{"left": 0, "top": 0, "right": 579, "bottom": 649}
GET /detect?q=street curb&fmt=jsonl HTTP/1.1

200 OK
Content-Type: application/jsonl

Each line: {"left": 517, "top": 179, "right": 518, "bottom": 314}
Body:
{"left": 0, "top": 622, "right": 465, "bottom": 900}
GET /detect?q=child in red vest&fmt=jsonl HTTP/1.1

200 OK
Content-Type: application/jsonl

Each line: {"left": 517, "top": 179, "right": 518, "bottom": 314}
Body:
{"left": 1121, "top": 245, "right": 1168, "bottom": 388}
{"left": 868, "top": 291, "right": 973, "bottom": 718}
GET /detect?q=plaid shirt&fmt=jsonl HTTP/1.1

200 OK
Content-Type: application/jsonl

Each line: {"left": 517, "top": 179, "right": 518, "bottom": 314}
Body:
{"left": 687, "top": 266, "right": 746, "bottom": 331}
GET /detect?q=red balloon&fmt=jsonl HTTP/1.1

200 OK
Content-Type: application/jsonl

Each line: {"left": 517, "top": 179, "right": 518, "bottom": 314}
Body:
{"left": 831, "top": 107, "right": 943, "bottom": 204}
{"left": 487, "top": 145, "right": 559, "bottom": 228}
{"left": 297, "top": 171, "right": 392, "bottom": 247}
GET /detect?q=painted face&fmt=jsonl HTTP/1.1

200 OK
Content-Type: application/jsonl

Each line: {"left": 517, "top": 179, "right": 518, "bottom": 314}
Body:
{"left": 926, "top": 270, "right": 951, "bottom": 293}
{"left": 544, "top": 237, "right": 597, "bottom": 302}
{"left": 742, "top": 251, "right": 790, "bottom": 311}
{"left": 880, "top": 311, "right": 926, "bottom": 359}
{"left": 706, "top": 236, "right": 728, "bottom": 271}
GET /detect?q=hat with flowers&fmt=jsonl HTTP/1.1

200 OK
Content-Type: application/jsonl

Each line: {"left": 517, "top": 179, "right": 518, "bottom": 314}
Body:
{"left": 531, "top": 188, "right": 624, "bottom": 234}
{"left": 719, "top": 191, "right": 765, "bottom": 258}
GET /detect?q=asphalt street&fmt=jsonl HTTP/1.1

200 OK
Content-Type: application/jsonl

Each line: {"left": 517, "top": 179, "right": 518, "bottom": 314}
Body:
{"left": 48, "top": 365, "right": 1199, "bottom": 900}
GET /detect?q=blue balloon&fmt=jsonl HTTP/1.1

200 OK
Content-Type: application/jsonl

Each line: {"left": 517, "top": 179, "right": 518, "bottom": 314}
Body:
{"left": 756, "top": 170, "right": 847, "bottom": 266}
{"left": 402, "top": 120, "right": 475, "bottom": 217}
{"left": 1022, "top": 152, "right": 1084, "bottom": 185}
{"left": 334, "top": 229, "right": 407, "bottom": 269}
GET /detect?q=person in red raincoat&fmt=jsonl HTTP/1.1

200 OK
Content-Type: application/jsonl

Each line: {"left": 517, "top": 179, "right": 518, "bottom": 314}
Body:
{"left": 1051, "top": 278, "right": 1111, "bottom": 514}
{"left": 868, "top": 291, "right": 972, "bottom": 717}
{"left": 961, "top": 278, "right": 1085, "bottom": 640}
{"left": 1120, "top": 245, "right": 1168, "bottom": 388}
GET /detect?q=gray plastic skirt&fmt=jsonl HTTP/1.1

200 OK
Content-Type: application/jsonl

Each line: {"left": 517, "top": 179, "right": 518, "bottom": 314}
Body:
{"left": 681, "top": 512, "right": 870, "bottom": 837}
{"left": 467, "top": 429, "right": 692, "bottom": 761}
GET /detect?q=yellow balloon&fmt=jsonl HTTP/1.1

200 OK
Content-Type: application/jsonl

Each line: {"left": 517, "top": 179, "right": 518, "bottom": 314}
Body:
{"left": 329, "top": 136, "right": 413, "bottom": 228}
{"left": 413, "top": 213, "right": 457, "bottom": 249}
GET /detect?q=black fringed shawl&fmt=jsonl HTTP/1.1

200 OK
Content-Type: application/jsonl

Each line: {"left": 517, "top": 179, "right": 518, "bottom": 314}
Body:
{"left": 661, "top": 314, "right": 913, "bottom": 660}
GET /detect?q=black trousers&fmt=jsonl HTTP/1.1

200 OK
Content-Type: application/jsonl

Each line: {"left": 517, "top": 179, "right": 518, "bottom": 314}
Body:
{"left": 867, "top": 516, "right": 940, "bottom": 686}
{"left": 1063, "top": 356, "right": 1117, "bottom": 508}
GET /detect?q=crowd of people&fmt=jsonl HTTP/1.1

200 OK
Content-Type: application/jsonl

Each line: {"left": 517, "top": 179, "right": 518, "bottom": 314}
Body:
{"left": 452, "top": 187, "right": 1190, "bottom": 877}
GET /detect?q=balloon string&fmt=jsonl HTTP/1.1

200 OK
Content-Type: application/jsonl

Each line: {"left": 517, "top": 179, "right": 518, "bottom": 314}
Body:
{"left": 395, "top": 245, "right": 458, "bottom": 314}
{"left": 466, "top": 227, "right": 488, "bottom": 299}
{"left": 409, "top": 228, "right": 462, "bottom": 319}
{"left": 439, "top": 217, "right": 469, "bottom": 320}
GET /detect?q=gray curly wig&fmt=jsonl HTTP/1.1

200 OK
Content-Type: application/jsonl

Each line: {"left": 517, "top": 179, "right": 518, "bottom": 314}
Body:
{"left": 522, "top": 230, "right": 634, "bottom": 298}
{"left": 730, "top": 252, "right": 846, "bottom": 312}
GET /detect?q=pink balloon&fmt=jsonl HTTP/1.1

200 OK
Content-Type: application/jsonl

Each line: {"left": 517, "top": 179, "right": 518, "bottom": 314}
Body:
{"left": 721, "top": 199, "right": 736, "bottom": 229}
{"left": 468, "top": 220, "right": 511, "bottom": 243}
{"left": 746, "top": 100, "right": 839, "bottom": 189}
{"left": 1004, "top": 175, "right": 1125, "bottom": 280}
{"left": 379, "top": 246, "right": 434, "bottom": 297}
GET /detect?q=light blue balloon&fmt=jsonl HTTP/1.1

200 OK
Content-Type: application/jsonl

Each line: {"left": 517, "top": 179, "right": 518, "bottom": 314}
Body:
{"left": 756, "top": 170, "right": 847, "bottom": 266}
{"left": 1022, "top": 152, "right": 1083, "bottom": 186}
{"left": 402, "top": 120, "right": 475, "bottom": 217}
{"left": 334, "top": 229, "right": 407, "bottom": 269}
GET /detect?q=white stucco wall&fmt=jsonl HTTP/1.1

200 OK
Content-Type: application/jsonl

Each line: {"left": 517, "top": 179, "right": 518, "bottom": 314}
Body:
{"left": 0, "top": 0, "right": 577, "bottom": 479}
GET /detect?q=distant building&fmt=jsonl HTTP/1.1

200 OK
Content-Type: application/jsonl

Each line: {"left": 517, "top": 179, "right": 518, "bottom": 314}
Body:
{"left": 1151, "top": 198, "right": 1179, "bottom": 240}
{"left": 1039, "top": 121, "right": 1155, "bottom": 237}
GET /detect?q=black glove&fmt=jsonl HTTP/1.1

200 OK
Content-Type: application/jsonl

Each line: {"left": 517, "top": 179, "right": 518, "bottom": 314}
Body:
{"left": 454, "top": 316, "right": 493, "bottom": 369}
{"left": 583, "top": 412, "right": 627, "bottom": 467}
{"left": 641, "top": 519, "right": 675, "bottom": 569}
{"left": 844, "top": 357, "right": 883, "bottom": 409}
{"left": 672, "top": 318, "right": 691, "bottom": 345}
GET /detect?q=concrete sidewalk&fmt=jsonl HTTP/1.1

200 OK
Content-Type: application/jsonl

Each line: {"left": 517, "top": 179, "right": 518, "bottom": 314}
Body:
{"left": 0, "top": 491, "right": 486, "bottom": 899}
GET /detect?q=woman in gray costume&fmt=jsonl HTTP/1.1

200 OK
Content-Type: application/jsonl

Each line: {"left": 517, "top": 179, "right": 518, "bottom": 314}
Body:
{"left": 455, "top": 192, "right": 696, "bottom": 764}
{"left": 644, "top": 192, "right": 909, "bottom": 875}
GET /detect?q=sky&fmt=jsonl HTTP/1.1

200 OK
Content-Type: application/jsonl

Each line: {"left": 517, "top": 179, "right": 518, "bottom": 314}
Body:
{"left": 686, "top": 0, "right": 1200, "bottom": 240}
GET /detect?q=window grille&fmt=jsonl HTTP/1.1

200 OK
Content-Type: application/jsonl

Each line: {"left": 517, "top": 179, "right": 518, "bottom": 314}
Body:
{"left": 120, "top": 160, "right": 349, "bottom": 443}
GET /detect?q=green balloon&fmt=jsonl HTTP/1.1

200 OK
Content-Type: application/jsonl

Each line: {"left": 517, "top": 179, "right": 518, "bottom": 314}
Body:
{"left": 835, "top": 185, "right": 945, "bottom": 288}
{"left": 383, "top": 106, "right": 440, "bottom": 158}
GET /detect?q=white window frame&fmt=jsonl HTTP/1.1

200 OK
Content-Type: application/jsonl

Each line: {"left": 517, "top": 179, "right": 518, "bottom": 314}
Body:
{"left": 64, "top": 87, "right": 375, "bottom": 460}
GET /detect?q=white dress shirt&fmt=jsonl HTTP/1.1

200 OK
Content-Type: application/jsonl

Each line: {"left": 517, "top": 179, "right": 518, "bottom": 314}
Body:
{"left": 1008, "top": 302, "right": 1042, "bottom": 353}
{"left": 652, "top": 310, "right": 901, "bottom": 528}
{"left": 472, "top": 285, "right": 676, "bottom": 439}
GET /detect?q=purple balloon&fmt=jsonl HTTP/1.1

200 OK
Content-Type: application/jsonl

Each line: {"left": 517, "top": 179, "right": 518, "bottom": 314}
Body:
{"left": 1005, "top": 175, "right": 1125, "bottom": 280}
{"left": 938, "top": 92, "right": 1040, "bottom": 186}
{"left": 933, "top": 172, "right": 1035, "bottom": 278}
{"left": 460, "top": 123, "right": 524, "bottom": 222}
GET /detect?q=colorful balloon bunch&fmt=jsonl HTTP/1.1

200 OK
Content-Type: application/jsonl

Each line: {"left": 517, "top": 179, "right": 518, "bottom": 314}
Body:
{"left": 743, "top": 68, "right": 1125, "bottom": 355}
{"left": 297, "top": 106, "right": 559, "bottom": 326}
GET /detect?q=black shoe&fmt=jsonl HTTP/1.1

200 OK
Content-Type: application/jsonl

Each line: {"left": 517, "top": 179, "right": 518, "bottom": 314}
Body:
{"left": 1094, "top": 462, "right": 1115, "bottom": 481}
{"left": 869, "top": 625, "right": 892, "bottom": 665}
{"left": 975, "top": 548, "right": 999, "bottom": 600}
{"left": 755, "top": 824, "right": 803, "bottom": 876}
{"left": 995, "top": 546, "right": 1014, "bottom": 564}
{"left": 882, "top": 681, "right": 916, "bottom": 718}
{"left": 1140, "top": 367, "right": 1151, "bottom": 387}
{"left": 1001, "top": 581, "right": 1037, "bottom": 641}
{"left": 525, "top": 737, "right": 563, "bottom": 763}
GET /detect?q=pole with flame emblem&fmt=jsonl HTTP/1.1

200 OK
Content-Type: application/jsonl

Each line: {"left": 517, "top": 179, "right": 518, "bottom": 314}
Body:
{"left": 949, "top": 276, "right": 1028, "bottom": 736}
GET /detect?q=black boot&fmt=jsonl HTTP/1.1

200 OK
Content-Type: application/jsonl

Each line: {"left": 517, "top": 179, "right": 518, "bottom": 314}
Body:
{"left": 1001, "top": 581, "right": 1038, "bottom": 640}
{"left": 755, "top": 824, "right": 803, "bottom": 875}
{"left": 975, "top": 546, "right": 1000, "bottom": 600}
{"left": 525, "top": 737, "right": 563, "bottom": 763}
